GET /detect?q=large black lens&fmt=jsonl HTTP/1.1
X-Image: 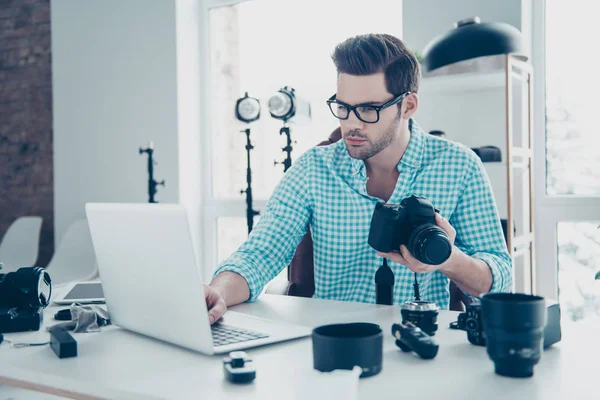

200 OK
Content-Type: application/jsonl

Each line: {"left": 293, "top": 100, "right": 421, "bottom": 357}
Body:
{"left": 481, "top": 293, "right": 546, "bottom": 378}
{"left": 0, "top": 267, "right": 52, "bottom": 308}
{"left": 408, "top": 225, "right": 452, "bottom": 265}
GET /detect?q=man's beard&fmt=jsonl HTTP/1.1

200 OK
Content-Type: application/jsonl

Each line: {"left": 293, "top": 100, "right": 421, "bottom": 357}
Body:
{"left": 344, "top": 114, "right": 402, "bottom": 160}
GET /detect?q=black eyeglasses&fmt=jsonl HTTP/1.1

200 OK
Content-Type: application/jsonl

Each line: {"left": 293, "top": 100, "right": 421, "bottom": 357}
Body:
{"left": 326, "top": 91, "right": 411, "bottom": 124}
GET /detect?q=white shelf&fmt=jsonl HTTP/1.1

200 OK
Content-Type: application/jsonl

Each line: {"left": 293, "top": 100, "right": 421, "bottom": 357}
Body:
{"left": 419, "top": 71, "right": 507, "bottom": 95}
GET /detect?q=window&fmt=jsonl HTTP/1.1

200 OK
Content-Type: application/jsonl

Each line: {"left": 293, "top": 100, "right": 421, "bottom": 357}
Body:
{"left": 534, "top": 0, "right": 600, "bottom": 322}
{"left": 557, "top": 222, "right": 600, "bottom": 321}
{"left": 205, "top": 0, "right": 403, "bottom": 272}
{"left": 545, "top": 2, "right": 600, "bottom": 195}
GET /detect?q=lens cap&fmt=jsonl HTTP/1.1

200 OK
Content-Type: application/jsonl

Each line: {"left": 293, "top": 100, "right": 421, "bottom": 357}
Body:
{"left": 423, "top": 234, "right": 452, "bottom": 265}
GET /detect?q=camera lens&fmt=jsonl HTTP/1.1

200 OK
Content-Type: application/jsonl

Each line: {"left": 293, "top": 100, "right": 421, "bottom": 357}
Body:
{"left": 0, "top": 267, "right": 52, "bottom": 308}
{"left": 400, "top": 301, "right": 439, "bottom": 336}
{"left": 481, "top": 293, "right": 546, "bottom": 378}
{"left": 409, "top": 225, "right": 452, "bottom": 265}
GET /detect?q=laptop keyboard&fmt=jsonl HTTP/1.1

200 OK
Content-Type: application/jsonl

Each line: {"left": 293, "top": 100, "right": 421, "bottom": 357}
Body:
{"left": 211, "top": 323, "right": 269, "bottom": 347}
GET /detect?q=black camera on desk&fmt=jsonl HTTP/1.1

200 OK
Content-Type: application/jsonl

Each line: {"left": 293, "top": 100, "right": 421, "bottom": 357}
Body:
{"left": 452, "top": 300, "right": 562, "bottom": 349}
{"left": 453, "top": 303, "right": 486, "bottom": 346}
{"left": 0, "top": 263, "right": 51, "bottom": 333}
{"left": 368, "top": 195, "right": 452, "bottom": 265}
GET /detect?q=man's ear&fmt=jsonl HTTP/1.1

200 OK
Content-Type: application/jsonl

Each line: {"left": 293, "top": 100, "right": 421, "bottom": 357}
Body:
{"left": 401, "top": 93, "right": 419, "bottom": 120}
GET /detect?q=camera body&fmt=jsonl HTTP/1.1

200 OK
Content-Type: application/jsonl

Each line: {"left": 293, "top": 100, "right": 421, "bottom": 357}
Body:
{"left": 456, "top": 303, "right": 486, "bottom": 346}
{"left": 0, "top": 264, "right": 51, "bottom": 333}
{"left": 0, "top": 306, "right": 44, "bottom": 333}
{"left": 368, "top": 195, "right": 452, "bottom": 265}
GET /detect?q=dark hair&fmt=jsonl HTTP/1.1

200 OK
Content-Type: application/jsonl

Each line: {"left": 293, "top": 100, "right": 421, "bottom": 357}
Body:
{"left": 331, "top": 33, "right": 420, "bottom": 95}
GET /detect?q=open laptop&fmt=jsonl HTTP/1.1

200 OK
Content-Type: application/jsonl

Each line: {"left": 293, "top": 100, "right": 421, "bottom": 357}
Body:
{"left": 85, "top": 202, "right": 311, "bottom": 355}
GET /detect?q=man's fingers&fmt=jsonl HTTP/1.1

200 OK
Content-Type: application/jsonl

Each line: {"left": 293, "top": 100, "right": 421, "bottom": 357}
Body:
{"left": 208, "top": 299, "right": 226, "bottom": 325}
{"left": 204, "top": 284, "right": 227, "bottom": 325}
{"left": 399, "top": 245, "right": 417, "bottom": 263}
{"left": 435, "top": 212, "right": 448, "bottom": 228}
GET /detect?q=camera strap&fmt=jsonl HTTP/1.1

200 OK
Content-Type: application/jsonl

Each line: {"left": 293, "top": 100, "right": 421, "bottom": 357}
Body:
{"left": 375, "top": 258, "right": 395, "bottom": 305}
{"left": 413, "top": 273, "right": 421, "bottom": 301}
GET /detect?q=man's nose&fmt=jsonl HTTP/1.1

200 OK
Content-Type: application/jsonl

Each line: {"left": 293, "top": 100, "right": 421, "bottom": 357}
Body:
{"left": 342, "top": 109, "right": 364, "bottom": 131}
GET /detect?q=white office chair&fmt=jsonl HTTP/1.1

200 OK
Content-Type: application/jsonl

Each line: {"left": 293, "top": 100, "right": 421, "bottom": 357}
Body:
{"left": 45, "top": 219, "right": 98, "bottom": 286}
{"left": 0, "top": 216, "right": 43, "bottom": 273}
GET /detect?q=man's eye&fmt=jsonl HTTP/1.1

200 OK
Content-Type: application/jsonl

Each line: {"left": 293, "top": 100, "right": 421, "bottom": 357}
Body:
{"left": 337, "top": 105, "right": 348, "bottom": 111}
{"left": 357, "top": 107, "right": 376, "bottom": 114}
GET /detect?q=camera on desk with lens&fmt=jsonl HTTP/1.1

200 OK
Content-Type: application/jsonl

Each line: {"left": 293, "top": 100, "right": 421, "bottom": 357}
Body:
{"left": 452, "top": 299, "right": 562, "bottom": 350}
{"left": 0, "top": 262, "right": 52, "bottom": 333}
{"left": 368, "top": 194, "right": 452, "bottom": 360}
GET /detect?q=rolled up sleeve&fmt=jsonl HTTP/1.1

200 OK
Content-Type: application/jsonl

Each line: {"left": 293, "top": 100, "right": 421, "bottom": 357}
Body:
{"left": 213, "top": 152, "right": 313, "bottom": 301}
{"left": 450, "top": 154, "right": 513, "bottom": 294}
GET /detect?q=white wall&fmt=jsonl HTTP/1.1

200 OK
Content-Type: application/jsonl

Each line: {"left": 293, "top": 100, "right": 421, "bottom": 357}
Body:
{"left": 52, "top": 0, "right": 204, "bottom": 249}
{"left": 175, "top": 0, "right": 205, "bottom": 275}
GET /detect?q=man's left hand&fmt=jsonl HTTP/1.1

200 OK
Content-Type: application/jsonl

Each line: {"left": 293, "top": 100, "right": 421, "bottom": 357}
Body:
{"left": 377, "top": 213, "right": 459, "bottom": 274}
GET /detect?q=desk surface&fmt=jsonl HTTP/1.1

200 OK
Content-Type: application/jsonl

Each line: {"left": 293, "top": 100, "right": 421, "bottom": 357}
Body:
{"left": 1, "top": 294, "right": 598, "bottom": 400}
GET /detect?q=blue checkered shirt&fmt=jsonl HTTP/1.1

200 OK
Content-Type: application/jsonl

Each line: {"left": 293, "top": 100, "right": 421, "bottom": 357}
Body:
{"left": 214, "top": 120, "right": 512, "bottom": 309}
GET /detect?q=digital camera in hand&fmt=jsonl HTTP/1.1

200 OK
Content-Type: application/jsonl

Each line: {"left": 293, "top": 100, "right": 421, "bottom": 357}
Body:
{"left": 454, "top": 303, "right": 486, "bottom": 346}
{"left": 368, "top": 195, "right": 452, "bottom": 265}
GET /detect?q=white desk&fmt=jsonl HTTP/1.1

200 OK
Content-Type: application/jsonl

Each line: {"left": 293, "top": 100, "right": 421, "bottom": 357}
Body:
{"left": 1, "top": 294, "right": 597, "bottom": 400}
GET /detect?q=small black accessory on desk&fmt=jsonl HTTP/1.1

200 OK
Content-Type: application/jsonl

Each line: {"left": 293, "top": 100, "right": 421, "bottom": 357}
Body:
{"left": 54, "top": 308, "right": 72, "bottom": 321}
{"left": 400, "top": 301, "right": 439, "bottom": 336}
{"left": 49, "top": 327, "right": 78, "bottom": 359}
{"left": 375, "top": 258, "right": 394, "bottom": 305}
{"left": 312, "top": 323, "right": 383, "bottom": 378}
{"left": 481, "top": 293, "right": 546, "bottom": 378}
{"left": 368, "top": 195, "right": 452, "bottom": 265}
{"left": 392, "top": 321, "right": 439, "bottom": 359}
{"left": 223, "top": 351, "right": 256, "bottom": 384}
{"left": 49, "top": 304, "right": 111, "bottom": 333}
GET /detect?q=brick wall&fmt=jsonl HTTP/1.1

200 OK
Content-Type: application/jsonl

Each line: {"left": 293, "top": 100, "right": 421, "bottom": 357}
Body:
{"left": 0, "top": 0, "right": 53, "bottom": 267}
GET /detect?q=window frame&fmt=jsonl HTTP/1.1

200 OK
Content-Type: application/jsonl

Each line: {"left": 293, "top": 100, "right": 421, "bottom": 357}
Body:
{"left": 532, "top": 0, "right": 600, "bottom": 299}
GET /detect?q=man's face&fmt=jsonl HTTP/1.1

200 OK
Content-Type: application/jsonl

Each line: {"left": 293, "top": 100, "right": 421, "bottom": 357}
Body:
{"left": 336, "top": 72, "right": 402, "bottom": 160}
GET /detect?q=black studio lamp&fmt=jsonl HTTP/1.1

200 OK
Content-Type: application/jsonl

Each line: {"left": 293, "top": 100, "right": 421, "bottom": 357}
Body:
{"left": 422, "top": 17, "right": 528, "bottom": 74}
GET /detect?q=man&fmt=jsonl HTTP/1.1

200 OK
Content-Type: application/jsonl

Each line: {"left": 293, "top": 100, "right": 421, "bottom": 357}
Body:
{"left": 205, "top": 33, "right": 512, "bottom": 324}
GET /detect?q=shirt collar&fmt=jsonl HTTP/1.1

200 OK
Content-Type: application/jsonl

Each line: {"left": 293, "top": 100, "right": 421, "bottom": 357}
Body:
{"left": 348, "top": 118, "right": 425, "bottom": 176}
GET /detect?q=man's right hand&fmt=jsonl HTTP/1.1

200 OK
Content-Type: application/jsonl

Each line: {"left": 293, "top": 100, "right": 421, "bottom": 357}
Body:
{"left": 204, "top": 284, "right": 227, "bottom": 325}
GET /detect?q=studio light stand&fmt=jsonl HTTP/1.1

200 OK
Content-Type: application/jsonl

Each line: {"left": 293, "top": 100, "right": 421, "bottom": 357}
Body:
{"left": 235, "top": 92, "right": 261, "bottom": 234}
{"left": 139, "top": 141, "right": 165, "bottom": 203}
{"left": 240, "top": 127, "right": 260, "bottom": 234}
{"left": 268, "top": 86, "right": 311, "bottom": 173}
{"left": 273, "top": 124, "right": 293, "bottom": 173}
